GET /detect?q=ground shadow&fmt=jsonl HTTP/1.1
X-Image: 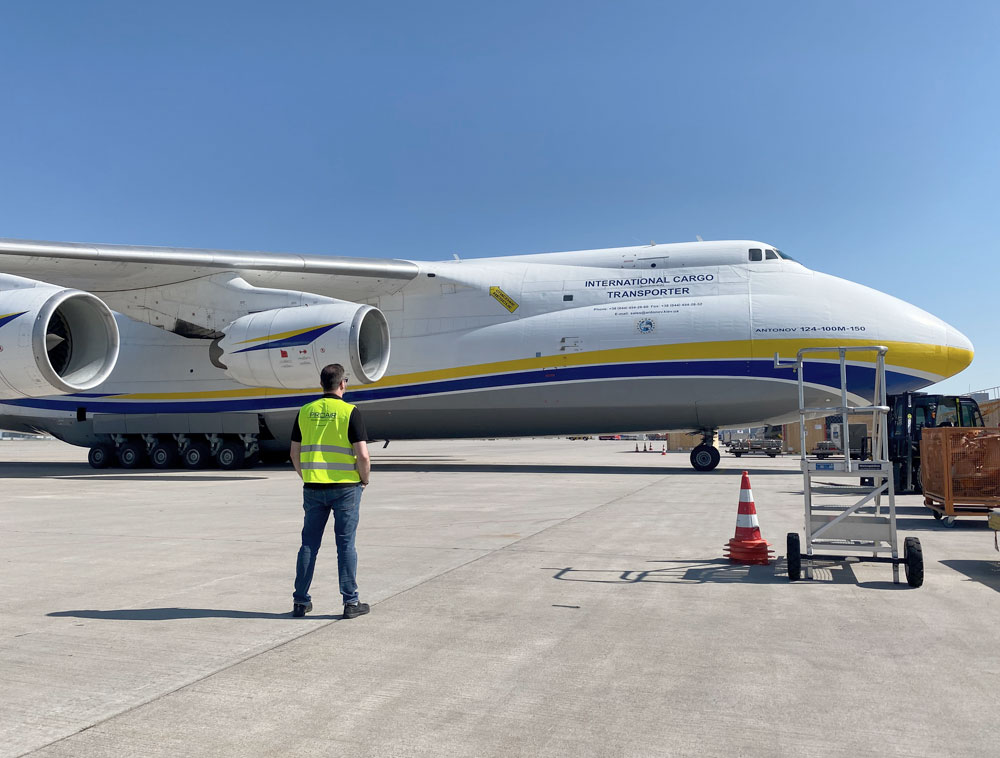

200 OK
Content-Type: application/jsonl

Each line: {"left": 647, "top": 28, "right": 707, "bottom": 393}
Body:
{"left": 48, "top": 607, "right": 342, "bottom": 620}
{"left": 893, "top": 517, "right": 988, "bottom": 532}
{"left": 0, "top": 461, "right": 266, "bottom": 481}
{"left": 58, "top": 475, "right": 266, "bottom": 482}
{"left": 374, "top": 463, "right": 800, "bottom": 476}
{"left": 544, "top": 559, "right": 786, "bottom": 585}
{"left": 545, "top": 557, "right": 909, "bottom": 588}
{"left": 940, "top": 560, "right": 1000, "bottom": 594}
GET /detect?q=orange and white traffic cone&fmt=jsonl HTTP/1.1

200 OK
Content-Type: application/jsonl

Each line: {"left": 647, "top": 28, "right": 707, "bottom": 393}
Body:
{"left": 661, "top": 445, "right": 666, "bottom": 455}
{"left": 724, "top": 471, "right": 774, "bottom": 565}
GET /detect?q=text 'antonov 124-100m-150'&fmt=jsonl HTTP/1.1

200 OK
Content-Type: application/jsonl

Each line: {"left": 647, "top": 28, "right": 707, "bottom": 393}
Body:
{"left": 0, "top": 237, "right": 973, "bottom": 471}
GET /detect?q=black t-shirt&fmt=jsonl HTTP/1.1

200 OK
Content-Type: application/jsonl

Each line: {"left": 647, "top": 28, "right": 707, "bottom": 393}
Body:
{"left": 292, "top": 396, "right": 368, "bottom": 488}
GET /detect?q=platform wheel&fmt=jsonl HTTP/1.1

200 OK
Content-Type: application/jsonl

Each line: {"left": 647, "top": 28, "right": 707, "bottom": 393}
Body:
{"left": 786, "top": 533, "right": 801, "bottom": 582}
{"left": 182, "top": 441, "right": 211, "bottom": 470}
{"left": 941, "top": 516, "right": 957, "bottom": 528}
{"left": 931, "top": 510, "right": 942, "bottom": 520}
{"left": 904, "top": 536, "right": 924, "bottom": 588}
{"left": 88, "top": 444, "right": 114, "bottom": 469}
{"left": 216, "top": 440, "right": 246, "bottom": 470}
{"left": 733, "top": 452, "right": 742, "bottom": 457}
{"left": 117, "top": 440, "right": 146, "bottom": 469}
{"left": 150, "top": 441, "right": 178, "bottom": 469}
{"left": 690, "top": 445, "right": 720, "bottom": 472}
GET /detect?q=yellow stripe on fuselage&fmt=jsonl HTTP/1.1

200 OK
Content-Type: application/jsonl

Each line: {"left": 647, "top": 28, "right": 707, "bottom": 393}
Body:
{"left": 108, "top": 337, "right": 972, "bottom": 401}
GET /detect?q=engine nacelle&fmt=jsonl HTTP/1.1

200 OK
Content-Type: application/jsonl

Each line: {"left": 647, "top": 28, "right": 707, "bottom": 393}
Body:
{"left": 215, "top": 302, "right": 390, "bottom": 389}
{"left": 0, "top": 281, "right": 120, "bottom": 399}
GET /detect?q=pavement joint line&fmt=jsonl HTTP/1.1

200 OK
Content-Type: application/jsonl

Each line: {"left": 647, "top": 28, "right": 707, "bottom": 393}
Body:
{"left": 14, "top": 472, "right": 670, "bottom": 758}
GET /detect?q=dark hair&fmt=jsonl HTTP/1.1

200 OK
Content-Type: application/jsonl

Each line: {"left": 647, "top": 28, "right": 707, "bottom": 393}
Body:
{"left": 320, "top": 364, "right": 346, "bottom": 392}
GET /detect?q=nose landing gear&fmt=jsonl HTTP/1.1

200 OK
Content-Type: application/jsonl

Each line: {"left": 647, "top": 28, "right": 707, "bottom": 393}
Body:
{"left": 689, "top": 429, "right": 720, "bottom": 471}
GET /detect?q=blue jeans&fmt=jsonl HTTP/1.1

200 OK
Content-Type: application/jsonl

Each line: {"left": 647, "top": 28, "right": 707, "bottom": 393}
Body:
{"left": 293, "top": 485, "right": 362, "bottom": 605}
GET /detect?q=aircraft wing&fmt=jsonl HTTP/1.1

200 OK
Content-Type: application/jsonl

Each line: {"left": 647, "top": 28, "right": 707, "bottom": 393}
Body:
{"left": 0, "top": 237, "right": 421, "bottom": 335}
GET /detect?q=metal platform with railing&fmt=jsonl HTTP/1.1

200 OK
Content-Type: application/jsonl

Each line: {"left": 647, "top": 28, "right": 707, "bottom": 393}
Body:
{"left": 775, "top": 345, "right": 923, "bottom": 587}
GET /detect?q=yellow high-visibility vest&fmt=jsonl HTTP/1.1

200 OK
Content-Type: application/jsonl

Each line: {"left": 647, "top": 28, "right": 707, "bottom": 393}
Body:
{"left": 297, "top": 396, "right": 360, "bottom": 484}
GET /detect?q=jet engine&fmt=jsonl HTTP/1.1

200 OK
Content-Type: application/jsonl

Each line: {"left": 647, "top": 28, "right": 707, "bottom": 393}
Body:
{"left": 0, "top": 280, "right": 120, "bottom": 399}
{"left": 215, "top": 302, "right": 390, "bottom": 389}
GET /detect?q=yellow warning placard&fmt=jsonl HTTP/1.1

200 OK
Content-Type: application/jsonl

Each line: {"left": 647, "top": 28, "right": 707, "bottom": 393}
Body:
{"left": 489, "top": 286, "right": 519, "bottom": 313}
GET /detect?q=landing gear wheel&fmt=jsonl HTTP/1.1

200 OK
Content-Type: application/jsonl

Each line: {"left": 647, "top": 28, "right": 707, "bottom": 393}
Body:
{"left": 904, "top": 536, "right": 924, "bottom": 588}
{"left": 182, "top": 441, "right": 211, "bottom": 470}
{"left": 117, "top": 440, "right": 146, "bottom": 469}
{"left": 787, "top": 533, "right": 801, "bottom": 581}
{"left": 150, "top": 442, "right": 178, "bottom": 469}
{"left": 216, "top": 440, "right": 246, "bottom": 470}
{"left": 88, "top": 444, "right": 113, "bottom": 469}
{"left": 690, "top": 444, "right": 721, "bottom": 471}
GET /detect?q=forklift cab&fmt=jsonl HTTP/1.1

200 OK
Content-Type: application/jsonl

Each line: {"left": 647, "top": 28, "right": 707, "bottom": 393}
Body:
{"left": 886, "top": 392, "right": 985, "bottom": 494}
{"left": 894, "top": 394, "right": 984, "bottom": 441}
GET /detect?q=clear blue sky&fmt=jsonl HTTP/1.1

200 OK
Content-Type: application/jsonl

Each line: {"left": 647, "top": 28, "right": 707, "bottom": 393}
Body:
{"left": 0, "top": 1, "right": 996, "bottom": 394}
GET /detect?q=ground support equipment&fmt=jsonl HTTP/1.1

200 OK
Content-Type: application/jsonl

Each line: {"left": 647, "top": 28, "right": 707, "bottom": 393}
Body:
{"left": 920, "top": 427, "right": 1000, "bottom": 526}
{"left": 777, "top": 346, "right": 923, "bottom": 587}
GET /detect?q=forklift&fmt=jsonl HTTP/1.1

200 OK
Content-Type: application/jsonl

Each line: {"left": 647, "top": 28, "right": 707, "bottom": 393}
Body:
{"left": 882, "top": 392, "right": 985, "bottom": 493}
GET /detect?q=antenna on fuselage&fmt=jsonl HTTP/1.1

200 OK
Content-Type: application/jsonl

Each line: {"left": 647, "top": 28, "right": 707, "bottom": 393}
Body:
{"left": 696, "top": 235, "right": 704, "bottom": 242}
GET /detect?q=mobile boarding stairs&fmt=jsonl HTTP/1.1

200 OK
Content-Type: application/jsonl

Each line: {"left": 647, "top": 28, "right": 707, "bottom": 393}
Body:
{"left": 776, "top": 346, "right": 924, "bottom": 588}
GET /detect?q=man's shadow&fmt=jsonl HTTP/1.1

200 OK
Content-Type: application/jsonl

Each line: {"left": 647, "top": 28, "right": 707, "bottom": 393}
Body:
{"left": 48, "top": 608, "right": 343, "bottom": 620}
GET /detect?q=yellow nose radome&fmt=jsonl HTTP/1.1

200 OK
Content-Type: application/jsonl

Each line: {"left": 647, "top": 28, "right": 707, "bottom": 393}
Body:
{"left": 942, "top": 325, "right": 974, "bottom": 380}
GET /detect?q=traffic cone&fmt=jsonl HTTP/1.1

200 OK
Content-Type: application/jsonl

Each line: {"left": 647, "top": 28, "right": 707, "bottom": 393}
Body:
{"left": 635, "top": 443, "right": 639, "bottom": 452}
{"left": 661, "top": 445, "right": 666, "bottom": 455}
{"left": 724, "top": 471, "right": 774, "bottom": 565}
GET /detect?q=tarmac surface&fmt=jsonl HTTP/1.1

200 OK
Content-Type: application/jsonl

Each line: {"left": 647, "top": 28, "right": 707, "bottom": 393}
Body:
{"left": 3, "top": 437, "right": 1000, "bottom": 757}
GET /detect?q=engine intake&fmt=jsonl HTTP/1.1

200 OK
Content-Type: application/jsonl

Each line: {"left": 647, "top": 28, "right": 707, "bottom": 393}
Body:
{"left": 216, "top": 302, "right": 390, "bottom": 389}
{"left": 0, "top": 282, "right": 120, "bottom": 399}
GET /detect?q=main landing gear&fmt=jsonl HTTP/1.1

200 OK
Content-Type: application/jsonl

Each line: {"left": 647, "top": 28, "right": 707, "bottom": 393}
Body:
{"left": 88, "top": 433, "right": 261, "bottom": 471}
{"left": 689, "top": 429, "right": 721, "bottom": 471}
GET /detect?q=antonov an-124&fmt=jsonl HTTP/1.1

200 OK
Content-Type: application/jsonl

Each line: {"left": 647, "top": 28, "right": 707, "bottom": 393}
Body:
{"left": 0, "top": 237, "right": 973, "bottom": 471}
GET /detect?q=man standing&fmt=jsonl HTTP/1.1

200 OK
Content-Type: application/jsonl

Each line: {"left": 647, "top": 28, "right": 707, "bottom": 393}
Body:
{"left": 290, "top": 363, "right": 371, "bottom": 619}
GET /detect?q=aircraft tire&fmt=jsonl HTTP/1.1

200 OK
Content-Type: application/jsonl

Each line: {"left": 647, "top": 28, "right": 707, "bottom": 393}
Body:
{"left": 182, "top": 441, "right": 211, "bottom": 470}
{"left": 150, "top": 441, "right": 178, "bottom": 469}
{"left": 117, "top": 440, "right": 146, "bottom": 469}
{"left": 786, "top": 533, "right": 801, "bottom": 581}
{"left": 216, "top": 440, "right": 246, "bottom": 470}
{"left": 88, "top": 444, "right": 114, "bottom": 469}
{"left": 904, "top": 536, "right": 923, "bottom": 588}
{"left": 690, "top": 445, "right": 720, "bottom": 471}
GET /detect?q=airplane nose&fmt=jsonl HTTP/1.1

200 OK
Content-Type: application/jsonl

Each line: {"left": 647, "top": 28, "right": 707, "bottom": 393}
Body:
{"left": 943, "top": 324, "right": 974, "bottom": 379}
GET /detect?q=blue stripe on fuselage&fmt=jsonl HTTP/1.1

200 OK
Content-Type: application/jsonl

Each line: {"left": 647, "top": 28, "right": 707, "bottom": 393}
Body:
{"left": 0, "top": 359, "right": 929, "bottom": 414}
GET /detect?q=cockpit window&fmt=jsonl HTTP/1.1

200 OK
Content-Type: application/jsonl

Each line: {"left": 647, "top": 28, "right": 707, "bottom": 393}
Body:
{"left": 776, "top": 249, "right": 796, "bottom": 261}
{"left": 748, "top": 248, "right": 763, "bottom": 262}
{"left": 765, "top": 249, "right": 779, "bottom": 260}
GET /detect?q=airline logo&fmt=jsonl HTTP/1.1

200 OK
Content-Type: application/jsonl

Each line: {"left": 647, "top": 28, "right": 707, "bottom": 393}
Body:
{"left": 0, "top": 312, "right": 27, "bottom": 330}
{"left": 233, "top": 323, "right": 341, "bottom": 354}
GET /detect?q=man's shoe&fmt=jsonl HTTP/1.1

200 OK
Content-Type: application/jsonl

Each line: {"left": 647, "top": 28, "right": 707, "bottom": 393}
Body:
{"left": 292, "top": 601, "right": 313, "bottom": 618}
{"left": 343, "top": 602, "right": 370, "bottom": 619}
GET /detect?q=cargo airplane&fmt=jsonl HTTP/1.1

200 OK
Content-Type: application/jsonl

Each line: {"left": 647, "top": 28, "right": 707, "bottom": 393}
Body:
{"left": 0, "top": 238, "right": 973, "bottom": 471}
